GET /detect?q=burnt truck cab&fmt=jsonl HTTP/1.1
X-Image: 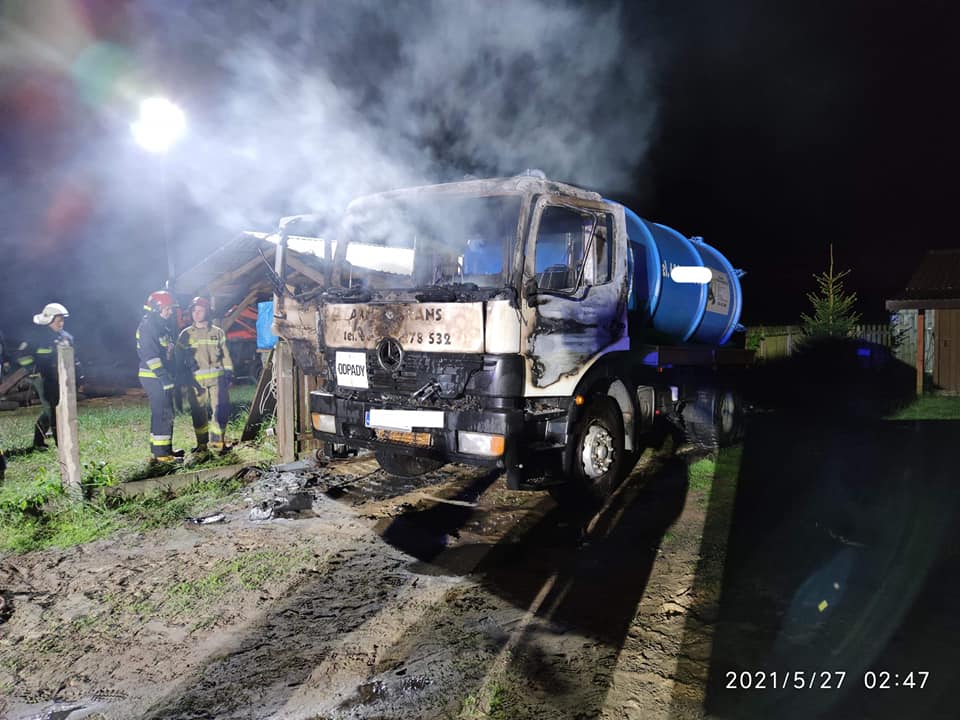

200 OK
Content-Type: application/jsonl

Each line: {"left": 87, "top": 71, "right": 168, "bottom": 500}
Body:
{"left": 273, "top": 174, "right": 746, "bottom": 499}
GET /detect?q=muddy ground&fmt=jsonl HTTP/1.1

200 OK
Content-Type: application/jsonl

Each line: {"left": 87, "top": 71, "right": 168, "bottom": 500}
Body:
{"left": 2, "top": 412, "right": 959, "bottom": 720}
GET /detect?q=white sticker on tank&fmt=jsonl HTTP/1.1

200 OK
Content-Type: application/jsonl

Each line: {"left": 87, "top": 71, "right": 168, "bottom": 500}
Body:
{"left": 335, "top": 351, "right": 368, "bottom": 389}
{"left": 706, "top": 272, "right": 730, "bottom": 314}
{"left": 670, "top": 266, "right": 713, "bottom": 284}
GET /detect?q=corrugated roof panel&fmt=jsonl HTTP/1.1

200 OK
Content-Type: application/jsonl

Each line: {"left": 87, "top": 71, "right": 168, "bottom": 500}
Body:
{"left": 886, "top": 249, "right": 960, "bottom": 310}
{"left": 898, "top": 249, "right": 960, "bottom": 300}
{"left": 174, "top": 232, "right": 327, "bottom": 298}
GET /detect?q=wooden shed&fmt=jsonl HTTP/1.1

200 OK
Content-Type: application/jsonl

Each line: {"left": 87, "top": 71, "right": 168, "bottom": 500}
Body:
{"left": 886, "top": 249, "right": 960, "bottom": 394}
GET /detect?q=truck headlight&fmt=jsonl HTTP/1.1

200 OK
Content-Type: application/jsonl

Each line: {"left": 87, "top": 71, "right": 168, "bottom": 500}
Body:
{"left": 311, "top": 413, "right": 337, "bottom": 434}
{"left": 457, "top": 431, "right": 505, "bottom": 457}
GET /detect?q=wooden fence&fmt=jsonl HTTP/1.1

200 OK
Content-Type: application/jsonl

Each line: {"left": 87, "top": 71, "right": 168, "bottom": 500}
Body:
{"left": 747, "top": 324, "right": 895, "bottom": 362}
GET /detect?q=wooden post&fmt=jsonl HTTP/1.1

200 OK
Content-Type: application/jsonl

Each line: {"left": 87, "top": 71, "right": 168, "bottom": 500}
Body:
{"left": 56, "top": 344, "right": 82, "bottom": 498}
{"left": 240, "top": 349, "right": 275, "bottom": 442}
{"left": 275, "top": 339, "right": 296, "bottom": 462}
{"left": 297, "top": 368, "right": 321, "bottom": 457}
{"left": 916, "top": 309, "right": 925, "bottom": 395}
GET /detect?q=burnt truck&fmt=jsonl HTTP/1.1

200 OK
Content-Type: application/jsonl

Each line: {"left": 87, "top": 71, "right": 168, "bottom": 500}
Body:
{"left": 272, "top": 173, "right": 752, "bottom": 503}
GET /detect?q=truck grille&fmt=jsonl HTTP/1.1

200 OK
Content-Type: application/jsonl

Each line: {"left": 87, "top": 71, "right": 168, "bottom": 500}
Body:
{"left": 328, "top": 350, "right": 482, "bottom": 397}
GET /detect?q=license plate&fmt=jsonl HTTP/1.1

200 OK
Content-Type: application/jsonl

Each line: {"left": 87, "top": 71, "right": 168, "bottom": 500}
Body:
{"left": 374, "top": 429, "right": 433, "bottom": 447}
{"left": 365, "top": 408, "right": 445, "bottom": 431}
{"left": 335, "top": 351, "right": 368, "bottom": 389}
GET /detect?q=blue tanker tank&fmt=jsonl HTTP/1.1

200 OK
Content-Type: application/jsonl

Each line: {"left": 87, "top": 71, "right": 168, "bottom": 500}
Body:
{"left": 610, "top": 202, "right": 743, "bottom": 346}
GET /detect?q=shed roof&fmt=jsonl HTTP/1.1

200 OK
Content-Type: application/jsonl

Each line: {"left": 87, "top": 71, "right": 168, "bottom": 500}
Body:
{"left": 173, "top": 231, "right": 328, "bottom": 310}
{"left": 885, "top": 249, "right": 960, "bottom": 310}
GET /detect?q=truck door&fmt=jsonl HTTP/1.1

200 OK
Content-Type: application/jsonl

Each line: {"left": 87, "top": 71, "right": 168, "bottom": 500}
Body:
{"left": 522, "top": 199, "right": 628, "bottom": 391}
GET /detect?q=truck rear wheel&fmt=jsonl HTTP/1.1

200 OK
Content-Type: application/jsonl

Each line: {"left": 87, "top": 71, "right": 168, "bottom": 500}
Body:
{"left": 682, "top": 387, "right": 743, "bottom": 448}
{"left": 550, "top": 395, "right": 625, "bottom": 507}
{"left": 715, "top": 388, "right": 744, "bottom": 446}
{"left": 375, "top": 450, "right": 444, "bottom": 479}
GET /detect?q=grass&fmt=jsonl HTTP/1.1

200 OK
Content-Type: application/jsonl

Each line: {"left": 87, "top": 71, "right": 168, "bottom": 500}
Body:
{"left": 161, "top": 548, "right": 313, "bottom": 626}
{"left": 687, "top": 457, "right": 716, "bottom": 493}
{"left": 0, "top": 474, "right": 249, "bottom": 554}
{"left": 684, "top": 446, "right": 743, "bottom": 508}
{"left": 458, "top": 681, "right": 510, "bottom": 720}
{"left": 886, "top": 394, "right": 960, "bottom": 420}
{"left": 0, "top": 383, "right": 276, "bottom": 553}
{"left": 0, "top": 383, "right": 273, "bottom": 487}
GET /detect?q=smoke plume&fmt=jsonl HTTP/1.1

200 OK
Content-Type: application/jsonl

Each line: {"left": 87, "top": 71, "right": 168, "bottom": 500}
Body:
{"left": 128, "top": 0, "right": 657, "bottom": 235}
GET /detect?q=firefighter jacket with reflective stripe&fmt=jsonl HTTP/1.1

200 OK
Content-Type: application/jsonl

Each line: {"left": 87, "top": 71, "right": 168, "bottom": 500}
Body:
{"left": 16, "top": 328, "right": 74, "bottom": 385}
{"left": 176, "top": 322, "right": 234, "bottom": 387}
{"left": 137, "top": 314, "right": 175, "bottom": 388}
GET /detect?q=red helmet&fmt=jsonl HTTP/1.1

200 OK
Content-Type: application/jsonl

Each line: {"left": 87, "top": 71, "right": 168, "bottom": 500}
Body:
{"left": 189, "top": 296, "right": 211, "bottom": 311}
{"left": 145, "top": 290, "right": 176, "bottom": 313}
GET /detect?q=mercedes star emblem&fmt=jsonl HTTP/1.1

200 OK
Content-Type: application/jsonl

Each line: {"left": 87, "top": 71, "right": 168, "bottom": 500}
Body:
{"left": 376, "top": 337, "right": 404, "bottom": 372}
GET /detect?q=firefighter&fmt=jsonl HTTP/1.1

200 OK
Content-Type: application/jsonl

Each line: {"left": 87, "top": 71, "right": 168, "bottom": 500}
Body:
{"left": 137, "top": 290, "right": 181, "bottom": 462}
{"left": 16, "top": 303, "right": 73, "bottom": 448}
{"left": 176, "top": 296, "right": 234, "bottom": 452}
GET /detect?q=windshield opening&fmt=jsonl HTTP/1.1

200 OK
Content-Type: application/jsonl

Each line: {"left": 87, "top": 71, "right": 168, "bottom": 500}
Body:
{"left": 337, "top": 194, "right": 522, "bottom": 290}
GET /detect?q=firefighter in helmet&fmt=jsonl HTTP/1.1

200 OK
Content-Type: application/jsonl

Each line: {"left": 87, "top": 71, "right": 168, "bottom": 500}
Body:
{"left": 137, "top": 290, "right": 180, "bottom": 461}
{"left": 16, "top": 302, "right": 73, "bottom": 448}
{"left": 176, "top": 296, "right": 234, "bottom": 452}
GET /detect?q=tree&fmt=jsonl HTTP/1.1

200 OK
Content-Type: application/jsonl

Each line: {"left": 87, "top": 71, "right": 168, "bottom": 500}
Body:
{"left": 800, "top": 244, "right": 861, "bottom": 338}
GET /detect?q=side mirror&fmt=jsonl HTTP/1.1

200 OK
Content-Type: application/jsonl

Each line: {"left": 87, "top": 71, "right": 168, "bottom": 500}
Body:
{"left": 524, "top": 277, "right": 549, "bottom": 307}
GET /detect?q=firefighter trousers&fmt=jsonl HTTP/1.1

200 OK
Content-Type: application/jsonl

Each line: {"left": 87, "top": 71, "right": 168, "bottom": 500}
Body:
{"left": 186, "top": 378, "right": 230, "bottom": 447}
{"left": 31, "top": 377, "right": 59, "bottom": 447}
{"left": 140, "top": 376, "right": 174, "bottom": 458}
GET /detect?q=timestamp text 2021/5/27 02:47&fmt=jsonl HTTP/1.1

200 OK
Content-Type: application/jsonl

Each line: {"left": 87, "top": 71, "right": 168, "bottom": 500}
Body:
{"left": 725, "top": 670, "right": 930, "bottom": 690}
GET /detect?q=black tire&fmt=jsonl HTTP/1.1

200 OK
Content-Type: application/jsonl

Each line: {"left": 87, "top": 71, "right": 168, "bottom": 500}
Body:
{"left": 549, "top": 395, "right": 625, "bottom": 507}
{"left": 375, "top": 450, "right": 444, "bottom": 479}
{"left": 682, "top": 387, "right": 743, "bottom": 449}
{"left": 715, "top": 387, "right": 744, "bottom": 446}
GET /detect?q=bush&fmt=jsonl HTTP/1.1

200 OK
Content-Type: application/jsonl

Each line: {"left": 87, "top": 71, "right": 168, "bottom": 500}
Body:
{"left": 746, "top": 336, "right": 915, "bottom": 417}
{"left": 0, "top": 468, "right": 64, "bottom": 518}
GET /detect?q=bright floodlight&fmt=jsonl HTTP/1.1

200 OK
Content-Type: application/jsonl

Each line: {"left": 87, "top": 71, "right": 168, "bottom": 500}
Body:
{"left": 131, "top": 97, "right": 186, "bottom": 153}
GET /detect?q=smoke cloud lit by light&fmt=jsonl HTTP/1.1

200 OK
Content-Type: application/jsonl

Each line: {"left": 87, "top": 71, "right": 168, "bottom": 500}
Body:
{"left": 127, "top": 0, "right": 658, "bottom": 235}
{"left": 0, "top": 0, "right": 658, "bottom": 365}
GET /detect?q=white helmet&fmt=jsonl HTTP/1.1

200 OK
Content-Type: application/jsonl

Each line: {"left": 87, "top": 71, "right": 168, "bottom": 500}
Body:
{"left": 33, "top": 302, "right": 70, "bottom": 326}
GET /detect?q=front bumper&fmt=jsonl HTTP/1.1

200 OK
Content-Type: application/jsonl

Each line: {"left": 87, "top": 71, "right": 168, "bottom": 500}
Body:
{"left": 309, "top": 391, "right": 527, "bottom": 469}
{"left": 309, "top": 391, "right": 576, "bottom": 489}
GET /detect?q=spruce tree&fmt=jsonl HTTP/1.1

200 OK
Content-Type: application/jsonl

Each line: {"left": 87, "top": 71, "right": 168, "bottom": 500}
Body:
{"left": 800, "top": 244, "right": 861, "bottom": 338}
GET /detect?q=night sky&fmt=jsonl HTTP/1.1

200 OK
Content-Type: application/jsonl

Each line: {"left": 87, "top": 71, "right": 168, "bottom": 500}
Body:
{"left": 1, "top": 0, "right": 956, "bottom": 368}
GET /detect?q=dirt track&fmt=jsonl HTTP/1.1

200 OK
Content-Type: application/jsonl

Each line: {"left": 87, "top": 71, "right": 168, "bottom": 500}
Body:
{"left": 0, "top": 440, "right": 726, "bottom": 720}
{"left": 3, "top": 412, "right": 959, "bottom": 719}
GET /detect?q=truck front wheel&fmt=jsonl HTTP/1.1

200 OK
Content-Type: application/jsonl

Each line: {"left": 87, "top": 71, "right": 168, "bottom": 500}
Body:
{"left": 375, "top": 450, "right": 444, "bottom": 479}
{"left": 550, "top": 395, "right": 625, "bottom": 506}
